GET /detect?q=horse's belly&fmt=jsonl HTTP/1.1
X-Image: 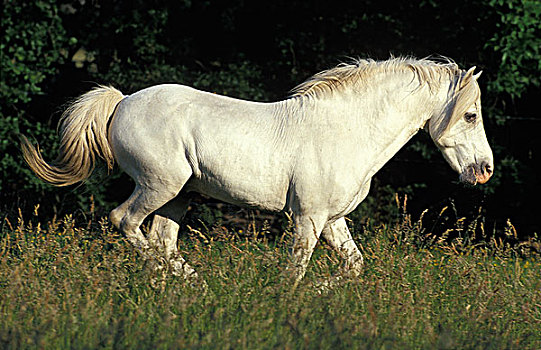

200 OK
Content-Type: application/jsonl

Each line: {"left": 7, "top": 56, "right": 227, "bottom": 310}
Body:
{"left": 186, "top": 175, "right": 288, "bottom": 212}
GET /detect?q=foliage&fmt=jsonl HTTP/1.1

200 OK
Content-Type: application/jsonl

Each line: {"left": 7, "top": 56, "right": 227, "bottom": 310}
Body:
{"left": 0, "top": 1, "right": 71, "bottom": 197}
{"left": 486, "top": 0, "right": 541, "bottom": 102}
{"left": 1, "top": 212, "right": 539, "bottom": 349}
{"left": 479, "top": 0, "right": 541, "bottom": 234}
{"left": 1, "top": 2, "right": 69, "bottom": 104}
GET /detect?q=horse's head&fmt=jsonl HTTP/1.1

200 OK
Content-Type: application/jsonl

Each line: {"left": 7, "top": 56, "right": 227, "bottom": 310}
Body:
{"left": 427, "top": 66, "right": 494, "bottom": 185}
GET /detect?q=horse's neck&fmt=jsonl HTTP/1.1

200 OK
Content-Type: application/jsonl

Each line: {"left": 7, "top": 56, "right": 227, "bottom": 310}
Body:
{"left": 354, "top": 79, "right": 448, "bottom": 178}
{"left": 285, "top": 78, "right": 443, "bottom": 178}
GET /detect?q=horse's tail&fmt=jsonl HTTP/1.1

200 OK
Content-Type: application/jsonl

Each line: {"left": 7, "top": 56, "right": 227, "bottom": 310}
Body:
{"left": 20, "top": 85, "right": 125, "bottom": 186}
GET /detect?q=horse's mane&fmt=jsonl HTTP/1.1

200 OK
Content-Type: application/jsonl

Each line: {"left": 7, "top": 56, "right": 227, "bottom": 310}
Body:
{"left": 290, "top": 56, "right": 481, "bottom": 140}
{"left": 290, "top": 56, "right": 461, "bottom": 98}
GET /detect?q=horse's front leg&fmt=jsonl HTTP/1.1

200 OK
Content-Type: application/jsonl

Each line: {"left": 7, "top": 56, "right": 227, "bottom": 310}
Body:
{"left": 288, "top": 214, "right": 327, "bottom": 287}
{"left": 321, "top": 216, "right": 364, "bottom": 277}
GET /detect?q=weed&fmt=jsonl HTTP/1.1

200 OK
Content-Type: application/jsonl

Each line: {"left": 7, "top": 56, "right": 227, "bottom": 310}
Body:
{"left": 1, "top": 209, "right": 539, "bottom": 349}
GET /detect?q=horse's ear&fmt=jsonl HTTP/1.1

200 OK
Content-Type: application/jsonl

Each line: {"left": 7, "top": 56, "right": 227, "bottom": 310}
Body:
{"left": 460, "top": 66, "right": 477, "bottom": 87}
{"left": 465, "top": 66, "right": 476, "bottom": 79}
{"left": 473, "top": 71, "right": 483, "bottom": 80}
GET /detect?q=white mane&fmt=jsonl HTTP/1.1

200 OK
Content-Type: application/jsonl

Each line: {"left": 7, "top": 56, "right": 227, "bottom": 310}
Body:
{"left": 290, "top": 56, "right": 460, "bottom": 98}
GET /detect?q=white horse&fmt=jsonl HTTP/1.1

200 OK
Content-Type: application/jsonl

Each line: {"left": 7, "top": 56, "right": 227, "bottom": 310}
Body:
{"left": 22, "top": 57, "right": 493, "bottom": 284}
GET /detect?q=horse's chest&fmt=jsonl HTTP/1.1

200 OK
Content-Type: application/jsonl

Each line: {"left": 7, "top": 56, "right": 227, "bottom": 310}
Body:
{"left": 329, "top": 179, "right": 371, "bottom": 220}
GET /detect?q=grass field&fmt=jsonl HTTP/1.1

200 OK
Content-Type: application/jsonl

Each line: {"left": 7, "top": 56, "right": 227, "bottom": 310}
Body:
{"left": 1, "top": 210, "right": 540, "bottom": 349}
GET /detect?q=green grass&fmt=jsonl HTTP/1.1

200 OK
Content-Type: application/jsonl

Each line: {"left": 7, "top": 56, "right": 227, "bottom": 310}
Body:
{"left": 1, "top": 212, "right": 540, "bottom": 349}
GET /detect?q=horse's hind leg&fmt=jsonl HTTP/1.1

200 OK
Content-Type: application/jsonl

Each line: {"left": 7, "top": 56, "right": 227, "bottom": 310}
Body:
{"left": 110, "top": 185, "right": 154, "bottom": 258}
{"left": 148, "top": 194, "right": 201, "bottom": 281}
{"left": 148, "top": 195, "right": 191, "bottom": 259}
{"left": 110, "top": 181, "right": 184, "bottom": 263}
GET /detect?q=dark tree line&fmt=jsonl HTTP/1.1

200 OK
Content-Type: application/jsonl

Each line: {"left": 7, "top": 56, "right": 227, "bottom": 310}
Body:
{"left": 1, "top": 0, "right": 540, "bottom": 236}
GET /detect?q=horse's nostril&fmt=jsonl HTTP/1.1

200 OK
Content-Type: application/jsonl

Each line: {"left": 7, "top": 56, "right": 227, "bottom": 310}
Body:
{"left": 472, "top": 162, "right": 493, "bottom": 184}
{"left": 482, "top": 163, "right": 493, "bottom": 176}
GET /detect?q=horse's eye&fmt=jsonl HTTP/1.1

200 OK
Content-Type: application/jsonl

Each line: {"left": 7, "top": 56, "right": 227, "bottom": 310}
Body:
{"left": 465, "top": 112, "right": 477, "bottom": 123}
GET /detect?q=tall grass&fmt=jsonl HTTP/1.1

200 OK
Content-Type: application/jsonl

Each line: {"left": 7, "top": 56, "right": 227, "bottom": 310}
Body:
{"left": 1, "top": 209, "right": 540, "bottom": 349}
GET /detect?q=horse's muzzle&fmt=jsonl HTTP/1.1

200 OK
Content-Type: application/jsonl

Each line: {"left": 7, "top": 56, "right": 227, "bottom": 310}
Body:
{"left": 460, "top": 162, "right": 493, "bottom": 185}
